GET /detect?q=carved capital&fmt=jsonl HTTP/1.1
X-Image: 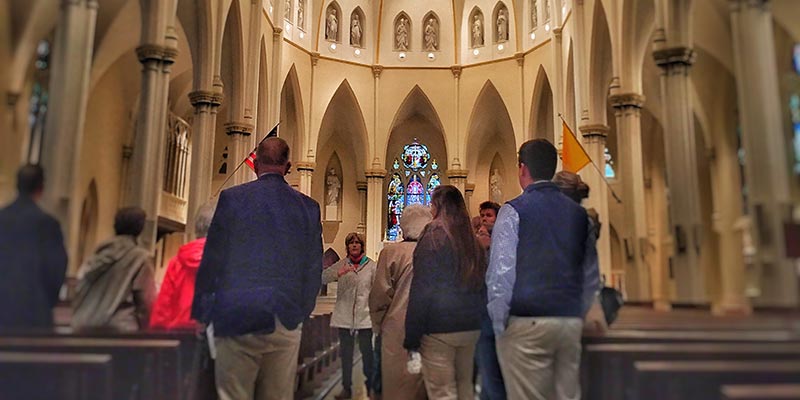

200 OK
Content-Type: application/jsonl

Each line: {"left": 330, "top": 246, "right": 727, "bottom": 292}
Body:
{"left": 653, "top": 46, "right": 695, "bottom": 69}
{"left": 579, "top": 124, "right": 610, "bottom": 139}
{"left": 450, "top": 65, "right": 462, "bottom": 78}
{"left": 136, "top": 44, "right": 165, "bottom": 63}
{"left": 188, "top": 90, "right": 224, "bottom": 107}
{"left": 729, "top": 0, "right": 769, "bottom": 13}
{"left": 552, "top": 27, "right": 563, "bottom": 38}
{"left": 295, "top": 161, "right": 315, "bottom": 172}
{"left": 273, "top": 27, "right": 284, "bottom": 40}
{"left": 356, "top": 181, "right": 368, "bottom": 191}
{"left": 224, "top": 121, "right": 255, "bottom": 136}
{"left": 465, "top": 183, "right": 476, "bottom": 193}
{"left": 6, "top": 92, "right": 20, "bottom": 106}
{"left": 447, "top": 169, "right": 469, "bottom": 180}
{"left": 609, "top": 92, "right": 645, "bottom": 110}
{"left": 514, "top": 52, "right": 525, "bottom": 67}
{"left": 311, "top": 52, "right": 320, "bottom": 66}
{"left": 365, "top": 168, "right": 387, "bottom": 179}
{"left": 372, "top": 65, "right": 384, "bottom": 78}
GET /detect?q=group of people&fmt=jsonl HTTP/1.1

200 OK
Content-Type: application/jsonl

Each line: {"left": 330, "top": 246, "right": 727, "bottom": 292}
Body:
{"left": 0, "top": 136, "right": 601, "bottom": 400}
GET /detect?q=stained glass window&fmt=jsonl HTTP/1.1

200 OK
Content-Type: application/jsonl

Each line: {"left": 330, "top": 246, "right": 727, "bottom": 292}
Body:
{"left": 27, "top": 40, "right": 51, "bottom": 164}
{"left": 604, "top": 147, "right": 616, "bottom": 179}
{"left": 386, "top": 139, "right": 441, "bottom": 241}
{"left": 791, "top": 94, "right": 800, "bottom": 175}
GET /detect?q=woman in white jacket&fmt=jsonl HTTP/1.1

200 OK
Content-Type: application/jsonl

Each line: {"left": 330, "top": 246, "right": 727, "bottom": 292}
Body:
{"left": 323, "top": 232, "right": 377, "bottom": 400}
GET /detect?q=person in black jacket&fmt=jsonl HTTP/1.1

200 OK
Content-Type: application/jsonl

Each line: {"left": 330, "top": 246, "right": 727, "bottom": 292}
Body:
{"left": 192, "top": 137, "right": 323, "bottom": 400}
{"left": 404, "top": 185, "right": 487, "bottom": 400}
{"left": 0, "top": 164, "right": 67, "bottom": 330}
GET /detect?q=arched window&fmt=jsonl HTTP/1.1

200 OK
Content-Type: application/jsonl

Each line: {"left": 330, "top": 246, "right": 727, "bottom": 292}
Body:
{"left": 791, "top": 44, "right": 800, "bottom": 175}
{"left": 604, "top": 147, "right": 616, "bottom": 178}
{"left": 386, "top": 139, "right": 441, "bottom": 241}
{"left": 27, "top": 40, "right": 51, "bottom": 164}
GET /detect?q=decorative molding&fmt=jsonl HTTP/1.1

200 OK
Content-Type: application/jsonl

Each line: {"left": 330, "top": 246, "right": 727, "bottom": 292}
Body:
{"left": 311, "top": 52, "right": 320, "bottom": 66}
{"left": 273, "top": 27, "right": 283, "bottom": 40}
{"left": 465, "top": 183, "right": 476, "bottom": 193}
{"left": 295, "top": 161, "right": 316, "bottom": 172}
{"left": 729, "top": 0, "right": 769, "bottom": 13}
{"left": 447, "top": 169, "right": 469, "bottom": 179}
{"left": 136, "top": 44, "right": 178, "bottom": 64}
{"left": 372, "top": 65, "right": 384, "bottom": 78}
{"left": 514, "top": 52, "right": 525, "bottom": 67}
{"left": 365, "top": 168, "right": 387, "bottom": 179}
{"left": 188, "top": 90, "right": 223, "bottom": 107}
{"left": 609, "top": 92, "right": 645, "bottom": 109}
{"left": 653, "top": 46, "right": 695, "bottom": 69}
{"left": 450, "top": 65, "right": 462, "bottom": 78}
{"left": 579, "top": 124, "right": 610, "bottom": 139}
{"left": 224, "top": 121, "right": 255, "bottom": 136}
{"left": 356, "top": 181, "right": 368, "bottom": 191}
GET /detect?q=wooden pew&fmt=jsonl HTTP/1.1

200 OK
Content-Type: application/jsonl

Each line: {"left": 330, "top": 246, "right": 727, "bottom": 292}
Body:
{"left": 0, "top": 351, "right": 113, "bottom": 400}
{"left": 583, "top": 329, "right": 800, "bottom": 345}
{"left": 0, "top": 336, "right": 181, "bottom": 400}
{"left": 633, "top": 360, "right": 800, "bottom": 400}
{"left": 721, "top": 384, "right": 800, "bottom": 399}
{"left": 582, "top": 342, "right": 800, "bottom": 400}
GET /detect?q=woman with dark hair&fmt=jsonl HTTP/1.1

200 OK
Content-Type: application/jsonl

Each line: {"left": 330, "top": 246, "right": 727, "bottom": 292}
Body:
{"left": 404, "top": 185, "right": 487, "bottom": 400}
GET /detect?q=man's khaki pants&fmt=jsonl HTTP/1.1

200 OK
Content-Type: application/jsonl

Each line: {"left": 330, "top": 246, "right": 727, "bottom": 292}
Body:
{"left": 215, "top": 319, "right": 302, "bottom": 400}
{"left": 419, "top": 330, "right": 480, "bottom": 400}
{"left": 496, "top": 317, "right": 583, "bottom": 400}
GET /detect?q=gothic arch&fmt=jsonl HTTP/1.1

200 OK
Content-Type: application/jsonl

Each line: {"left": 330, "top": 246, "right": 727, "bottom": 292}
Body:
{"left": 280, "top": 64, "right": 305, "bottom": 162}
{"left": 385, "top": 85, "right": 448, "bottom": 166}
{"left": 588, "top": 0, "right": 613, "bottom": 125}
{"left": 220, "top": 0, "right": 244, "bottom": 121}
{"left": 565, "top": 39, "right": 576, "bottom": 128}
{"left": 256, "top": 37, "right": 270, "bottom": 137}
{"left": 421, "top": 11, "right": 440, "bottom": 51}
{"left": 76, "top": 180, "right": 99, "bottom": 267}
{"left": 530, "top": 65, "right": 554, "bottom": 142}
{"left": 316, "top": 79, "right": 370, "bottom": 173}
{"left": 620, "top": 0, "right": 656, "bottom": 92}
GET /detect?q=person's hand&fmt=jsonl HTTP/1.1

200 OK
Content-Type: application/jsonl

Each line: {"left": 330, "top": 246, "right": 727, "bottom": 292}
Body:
{"left": 338, "top": 264, "right": 354, "bottom": 277}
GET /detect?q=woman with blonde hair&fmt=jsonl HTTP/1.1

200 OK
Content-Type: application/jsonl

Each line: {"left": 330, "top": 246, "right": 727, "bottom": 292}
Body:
{"left": 404, "top": 185, "right": 487, "bottom": 400}
{"left": 370, "top": 205, "right": 433, "bottom": 400}
{"left": 323, "top": 232, "right": 378, "bottom": 399}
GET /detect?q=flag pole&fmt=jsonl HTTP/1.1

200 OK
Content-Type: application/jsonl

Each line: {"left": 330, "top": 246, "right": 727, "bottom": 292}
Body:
{"left": 213, "top": 122, "right": 281, "bottom": 197}
{"left": 558, "top": 114, "right": 622, "bottom": 204}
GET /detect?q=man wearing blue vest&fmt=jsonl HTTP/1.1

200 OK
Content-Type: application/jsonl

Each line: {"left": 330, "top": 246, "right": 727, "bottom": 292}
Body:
{"left": 487, "top": 139, "right": 599, "bottom": 400}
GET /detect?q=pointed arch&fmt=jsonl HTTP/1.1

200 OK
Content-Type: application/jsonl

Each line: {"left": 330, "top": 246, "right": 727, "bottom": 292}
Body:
{"left": 421, "top": 11, "right": 441, "bottom": 51}
{"left": 492, "top": 1, "right": 511, "bottom": 43}
{"left": 393, "top": 11, "right": 412, "bottom": 51}
{"left": 565, "top": 39, "right": 576, "bottom": 128}
{"left": 530, "top": 65, "right": 555, "bottom": 142}
{"left": 256, "top": 36, "right": 270, "bottom": 137}
{"left": 385, "top": 85, "right": 448, "bottom": 175}
{"left": 316, "top": 79, "right": 370, "bottom": 172}
{"left": 220, "top": 0, "right": 245, "bottom": 120}
{"left": 621, "top": 0, "right": 656, "bottom": 92}
{"left": 350, "top": 6, "right": 366, "bottom": 48}
{"left": 465, "top": 80, "right": 518, "bottom": 211}
{"left": 589, "top": 0, "right": 613, "bottom": 125}
{"left": 280, "top": 64, "right": 305, "bottom": 161}
{"left": 77, "top": 180, "right": 99, "bottom": 267}
{"left": 468, "top": 6, "right": 485, "bottom": 48}
{"left": 386, "top": 85, "right": 447, "bottom": 152}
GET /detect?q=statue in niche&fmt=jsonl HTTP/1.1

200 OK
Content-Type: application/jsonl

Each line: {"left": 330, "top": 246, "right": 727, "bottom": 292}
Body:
{"left": 395, "top": 16, "right": 409, "bottom": 51}
{"left": 543, "top": 0, "right": 550, "bottom": 22}
{"left": 326, "top": 168, "right": 341, "bottom": 207}
{"left": 326, "top": 8, "right": 338, "bottom": 41}
{"left": 351, "top": 13, "right": 363, "bottom": 47}
{"left": 490, "top": 168, "right": 503, "bottom": 203}
{"left": 284, "top": 0, "right": 292, "bottom": 21}
{"left": 472, "top": 14, "right": 483, "bottom": 47}
{"left": 297, "top": 0, "right": 305, "bottom": 28}
{"left": 424, "top": 17, "right": 438, "bottom": 51}
{"left": 531, "top": 0, "right": 538, "bottom": 29}
{"left": 497, "top": 8, "right": 509, "bottom": 42}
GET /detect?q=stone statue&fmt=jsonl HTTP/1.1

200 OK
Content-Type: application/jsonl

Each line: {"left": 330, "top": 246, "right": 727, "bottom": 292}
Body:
{"left": 497, "top": 8, "right": 508, "bottom": 42}
{"left": 297, "top": 0, "right": 304, "bottom": 28}
{"left": 326, "top": 8, "right": 338, "bottom": 41}
{"left": 543, "top": 0, "right": 551, "bottom": 22}
{"left": 472, "top": 14, "right": 483, "bottom": 47}
{"left": 396, "top": 16, "right": 409, "bottom": 51}
{"left": 490, "top": 168, "right": 503, "bottom": 203}
{"left": 284, "top": 0, "right": 292, "bottom": 21}
{"left": 424, "top": 17, "right": 438, "bottom": 51}
{"left": 531, "top": 0, "right": 538, "bottom": 29}
{"left": 351, "top": 14, "right": 362, "bottom": 47}
{"left": 326, "top": 168, "right": 340, "bottom": 206}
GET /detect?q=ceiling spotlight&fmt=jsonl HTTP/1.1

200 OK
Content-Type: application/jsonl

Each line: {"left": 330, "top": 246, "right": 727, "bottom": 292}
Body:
{"left": 399, "top": 52, "right": 406, "bottom": 60}
{"left": 530, "top": 32, "right": 536, "bottom": 40}
{"left": 545, "top": 23, "right": 551, "bottom": 32}
{"left": 473, "top": 49, "right": 480, "bottom": 56}
{"left": 427, "top": 52, "right": 435, "bottom": 60}
{"left": 354, "top": 48, "right": 361, "bottom": 56}
{"left": 285, "top": 23, "right": 292, "bottom": 31}
{"left": 299, "top": 31, "right": 305, "bottom": 39}
{"left": 498, "top": 44, "right": 505, "bottom": 51}
{"left": 330, "top": 43, "right": 337, "bottom": 52}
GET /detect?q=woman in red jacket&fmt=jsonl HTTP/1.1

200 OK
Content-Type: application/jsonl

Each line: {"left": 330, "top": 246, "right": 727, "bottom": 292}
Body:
{"left": 150, "top": 204, "right": 216, "bottom": 330}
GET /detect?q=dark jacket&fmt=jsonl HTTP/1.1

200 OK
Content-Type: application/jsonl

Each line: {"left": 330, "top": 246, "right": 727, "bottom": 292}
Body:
{"left": 0, "top": 196, "right": 67, "bottom": 329}
{"left": 507, "top": 182, "right": 588, "bottom": 318}
{"left": 404, "top": 222, "right": 485, "bottom": 350}
{"left": 191, "top": 173, "right": 323, "bottom": 337}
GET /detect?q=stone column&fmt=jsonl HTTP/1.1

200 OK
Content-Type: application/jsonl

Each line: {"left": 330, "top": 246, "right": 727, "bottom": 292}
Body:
{"left": 729, "top": 0, "right": 796, "bottom": 306}
{"left": 223, "top": 121, "right": 255, "bottom": 187}
{"left": 610, "top": 92, "right": 651, "bottom": 300}
{"left": 186, "top": 90, "right": 223, "bottom": 240}
{"left": 465, "top": 183, "right": 476, "bottom": 213}
{"left": 295, "top": 161, "right": 315, "bottom": 196}
{"left": 356, "top": 181, "right": 367, "bottom": 234}
{"left": 365, "top": 169, "right": 387, "bottom": 260}
{"left": 40, "top": 0, "right": 98, "bottom": 273}
{"left": 125, "top": 44, "right": 178, "bottom": 251}
{"left": 653, "top": 46, "right": 705, "bottom": 302}
{"left": 579, "top": 124, "right": 612, "bottom": 283}
{"left": 645, "top": 157, "right": 673, "bottom": 311}
{"left": 447, "top": 169, "right": 469, "bottom": 196}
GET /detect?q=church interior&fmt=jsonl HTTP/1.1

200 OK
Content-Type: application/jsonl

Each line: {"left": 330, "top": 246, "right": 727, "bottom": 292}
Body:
{"left": 1, "top": 0, "right": 800, "bottom": 398}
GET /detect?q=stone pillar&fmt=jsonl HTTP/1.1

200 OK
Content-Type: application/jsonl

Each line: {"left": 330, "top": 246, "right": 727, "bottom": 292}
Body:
{"left": 551, "top": 27, "right": 565, "bottom": 150}
{"left": 610, "top": 92, "right": 651, "bottom": 300}
{"left": 451, "top": 66, "right": 464, "bottom": 167}
{"left": 269, "top": 27, "right": 283, "bottom": 125}
{"left": 356, "top": 181, "right": 367, "bottom": 234}
{"left": 186, "top": 90, "right": 223, "bottom": 240}
{"left": 365, "top": 169, "right": 387, "bottom": 260}
{"left": 465, "top": 183, "right": 476, "bottom": 213}
{"left": 645, "top": 157, "right": 673, "bottom": 311}
{"left": 729, "top": 0, "right": 796, "bottom": 306}
{"left": 123, "top": 44, "right": 177, "bottom": 251}
{"left": 447, "top": 169, "right": 469, "bottom": 196}
{"left": 223, "top": 121, "right": 255, "bottom": 187}
{"left": 579, "top": 124, "right": 612, "bottom": 283}
{"left": 296, "top": 161, "right": 315, "bottom": 196}
{"left": 653, "top": 46, "right": 706, "bottom": 303}
{"left": 40, "top": 0, "right": 98, "bottom": 273}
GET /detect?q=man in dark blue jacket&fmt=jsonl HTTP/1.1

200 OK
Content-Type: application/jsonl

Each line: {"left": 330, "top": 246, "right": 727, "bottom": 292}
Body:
{"left": 487, "top": 139, "right": 599, "bottom": 400}
{"left": 192, "top": 137, "right": 322, "bottom": 400}
{"left": 0, "top": 164, "right": 67, "bottom": 330}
